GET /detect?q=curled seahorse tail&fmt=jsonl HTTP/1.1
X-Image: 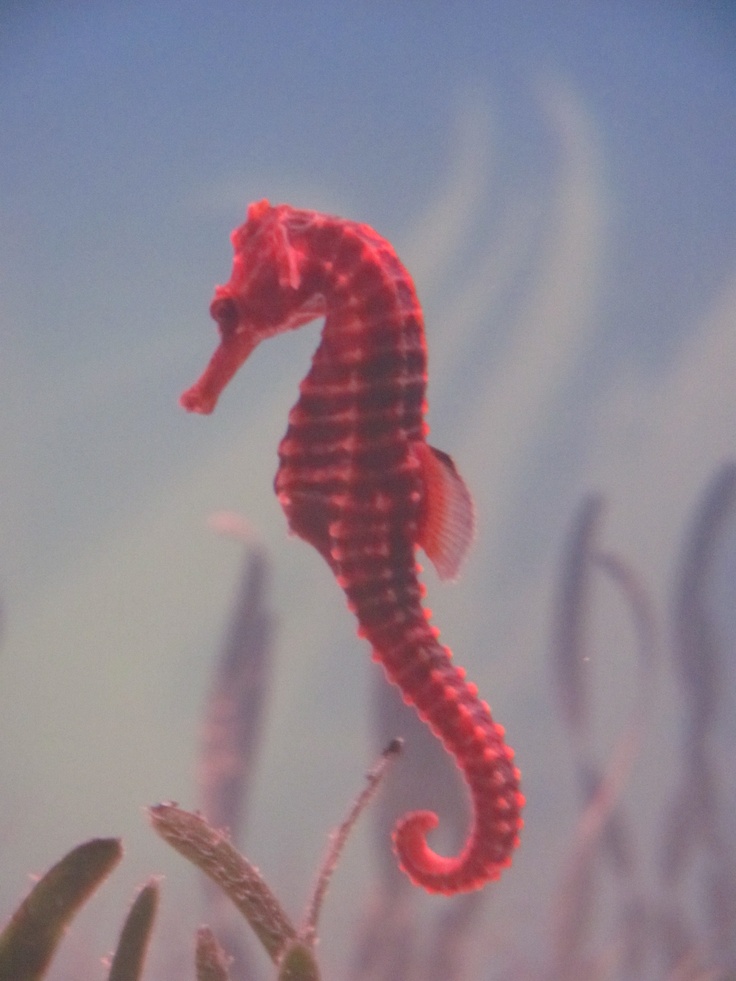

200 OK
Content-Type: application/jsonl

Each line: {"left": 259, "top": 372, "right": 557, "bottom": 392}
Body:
{"left": 385, "top": 649, "right": 524, "bottom": 894}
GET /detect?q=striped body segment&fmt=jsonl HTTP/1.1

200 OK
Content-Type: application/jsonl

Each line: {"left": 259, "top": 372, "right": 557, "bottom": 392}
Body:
{"left": 181, "top": 200, "right": 524, "bottom": 894}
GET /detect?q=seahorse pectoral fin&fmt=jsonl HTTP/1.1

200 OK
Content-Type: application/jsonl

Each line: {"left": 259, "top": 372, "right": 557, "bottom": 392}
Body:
{"left": 412, "top": 442, "right": 476, "bottom": 581}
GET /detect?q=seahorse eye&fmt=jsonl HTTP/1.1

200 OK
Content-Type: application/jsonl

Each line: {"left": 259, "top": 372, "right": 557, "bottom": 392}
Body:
{"left": 210, "top": 296, "right": 239, "bottom": 337}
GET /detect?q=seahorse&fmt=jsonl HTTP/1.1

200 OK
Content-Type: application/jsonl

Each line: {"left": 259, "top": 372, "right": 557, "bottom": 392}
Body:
{"left": 181, "top": 199, "right": 524, "bottom": 894}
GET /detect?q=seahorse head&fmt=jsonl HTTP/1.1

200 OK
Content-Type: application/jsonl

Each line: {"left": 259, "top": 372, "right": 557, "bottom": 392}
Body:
{"left": 181, "top": 199, "right": 325, "bottom": 414}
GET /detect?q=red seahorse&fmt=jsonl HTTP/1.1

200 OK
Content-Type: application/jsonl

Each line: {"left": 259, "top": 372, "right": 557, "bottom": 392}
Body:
{"left": 181, "top": 199, "right": 524, "bottom": 894}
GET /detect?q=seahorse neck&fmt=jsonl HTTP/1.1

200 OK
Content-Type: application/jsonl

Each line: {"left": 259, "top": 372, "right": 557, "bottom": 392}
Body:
{"left": 298, "top": 221, "right": 419, "bottom": 328}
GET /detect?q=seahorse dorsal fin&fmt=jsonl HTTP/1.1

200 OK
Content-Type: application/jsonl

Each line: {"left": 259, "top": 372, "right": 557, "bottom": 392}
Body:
{"left": 414, "top": 442, "right": 476, "bottom": 581}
